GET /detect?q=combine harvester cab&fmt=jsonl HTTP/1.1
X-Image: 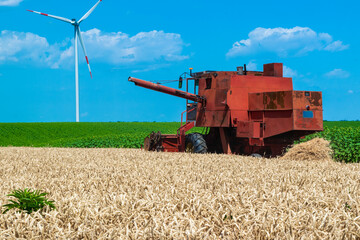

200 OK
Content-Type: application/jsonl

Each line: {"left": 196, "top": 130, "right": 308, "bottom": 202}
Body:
{"left": 129, "top": 63, "right": 323, "bottom": 157}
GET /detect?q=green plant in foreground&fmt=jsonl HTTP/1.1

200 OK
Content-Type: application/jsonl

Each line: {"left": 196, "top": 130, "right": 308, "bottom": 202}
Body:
{"left": 2, "top": 188, "right": 56, "bottom": 214}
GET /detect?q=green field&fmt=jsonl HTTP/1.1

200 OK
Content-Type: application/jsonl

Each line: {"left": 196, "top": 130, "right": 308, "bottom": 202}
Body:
{"left": 323, "top": 120, "right": 360, "bottom": 128}
{"left": 299, "top": 121, "right": 360, "bottom": 163}
{"left": 0, "top": 122, "right": 204, "bottom": 148}
{"left": 0, "top": 121, "right": 359, "bottom": 162}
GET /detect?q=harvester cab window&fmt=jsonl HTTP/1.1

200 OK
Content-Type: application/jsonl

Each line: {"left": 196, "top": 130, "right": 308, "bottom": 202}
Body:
{"left": 205, "top": 78, "right": 212, "bottom": 89}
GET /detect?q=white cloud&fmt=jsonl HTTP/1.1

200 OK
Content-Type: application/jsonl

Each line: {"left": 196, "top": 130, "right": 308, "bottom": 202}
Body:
{"left": 227, "top": 27, "right": 349, "bottom": 57}
{"left": 0, "top": 30, "right": 61, "bottom": 67}
{"left": 131, "top": 63, "right": 171, "bottom": 73}
{"left": 324, "top": 40, "right": 349, "bottom": 52}
{"left": 0, "top": 29, "right": 188, "bottom": 69}
{"left": 246, "top": 60, "right": 257, "bottom": 71}
{"left": 324, "top": 69, "right": 350, "bottom": 79}
{"left": 283, "top": 66, "right": 298, "bottom": 78}
{"left": 0, "top": 0, "right": 22, "bottom": 6}
{"left": 79, "top": 29, "right": 188, "bottom": 64}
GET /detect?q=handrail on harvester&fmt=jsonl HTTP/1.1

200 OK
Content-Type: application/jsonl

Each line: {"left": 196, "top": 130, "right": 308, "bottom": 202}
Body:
{"left": 180, "top": 106, "right": 196, "bottom": 127}
{"left": 128, "top": 77, "right": 205, "bottom": 104}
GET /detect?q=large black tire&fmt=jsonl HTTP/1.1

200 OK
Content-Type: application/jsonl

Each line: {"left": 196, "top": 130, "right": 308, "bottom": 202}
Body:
{"left": 185, "top": 133, "right": 207, "bottom": 154}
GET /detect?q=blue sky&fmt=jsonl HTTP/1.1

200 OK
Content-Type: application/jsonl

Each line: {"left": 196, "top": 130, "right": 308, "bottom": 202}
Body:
{"left": 0, "top": 0, "right": 358, "bottom": 122}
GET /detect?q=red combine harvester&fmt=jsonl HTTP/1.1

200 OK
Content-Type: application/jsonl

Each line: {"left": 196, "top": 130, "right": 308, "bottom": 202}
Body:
{"left": 129, "top": 63, "right": 323, "bottom": 156}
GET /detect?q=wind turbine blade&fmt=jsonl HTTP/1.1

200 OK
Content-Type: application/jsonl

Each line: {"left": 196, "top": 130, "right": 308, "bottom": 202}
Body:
{"left": 27, "top": 10, "right": 73, "bottom": 24}
{"left": 76, "top": 27, "right": 93, "bottom": 78}
{"left": 78, "top": 0, "right": 102, "bottom": 24}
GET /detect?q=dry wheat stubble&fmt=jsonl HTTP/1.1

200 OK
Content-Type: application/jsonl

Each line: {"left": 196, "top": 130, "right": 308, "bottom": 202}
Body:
{"left": 0, "top": 147, "right": 359, "bottom": 239}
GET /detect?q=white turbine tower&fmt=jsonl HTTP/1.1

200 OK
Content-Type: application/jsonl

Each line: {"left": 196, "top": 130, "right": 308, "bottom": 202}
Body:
{"left": 27, "top": 0, "right": 103, "bottom": 122}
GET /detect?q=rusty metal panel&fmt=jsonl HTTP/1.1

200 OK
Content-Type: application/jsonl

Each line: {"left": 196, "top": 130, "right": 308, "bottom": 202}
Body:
{"left": 249, "top": 91, "right": 293, "bottom": 110}
{"left": 249, "top": 138, "right": 264, "bottom": 146}
{"left": 201, "top": 89, "right": 217, "bottom": 109}
{"left": 263, "top": 110, "right": 294, "bottom": 138}
{"left": 196, "top": 110, "right": 230, "bottom": 127}
{"left": 200, "top": 89, "right": 228, "bottom": 111}
{"left": 215, "top": 74, "right": 231, "bottom": 89}
{"left": 227, "top": 89, "right": 249, "bottom": 111}
{"left": 252, "top": 122, "right": 261, "bottom": 138}
{"left": 236, "top": 121, "right": 250, "bottom": 138}
{"left": 215, "top": 89, "right": 228, "bottom": 108}
{"left": 237, "top": 121, "right": 262, "bottom": 139}
{"left": 292, "top": 91, "right": 323, "bottom": 131}
{"left": 250, "top": 111, "right": 263, "bottom": 121}
{"left": 230, "top": 75, "right": 293, "bottom": 90}
{"left": 263, "top": 91, "right": 293, "bottom": 110}
{"left": 237, "top": 121, "right": 265, "bottom": 139}
{"left": 227, "top": 75, "right": 293, "bottom": 112}
{"left": 248, "top": 93, "right": 263, "bottom": 110}
{"left": 197, "top": 72, "right": 231, "bottom": 112}
{"left": 161, "top": 135, "right": 179, "bottom": 152}
{"left": 198, "top": 78, "right": 206, "bottom": 90}
{"left": 263, "top": 63, "right": 283, "bottom": 77}
{"left": 197, "top": 72, "right": 232, "bottom": 93}
{"left": 293, "top": 109, "right": 323, "bottom": 131}
{"left": 293, "top": 91, "right": 322, "bottom": 110}
{"left": 230, "top": 110, "right": 248, "bottom": 127}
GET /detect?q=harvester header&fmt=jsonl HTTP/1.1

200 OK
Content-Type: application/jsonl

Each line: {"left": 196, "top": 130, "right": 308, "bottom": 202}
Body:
{"left": 129, "top": 63, "right": 323, "bottom": 157}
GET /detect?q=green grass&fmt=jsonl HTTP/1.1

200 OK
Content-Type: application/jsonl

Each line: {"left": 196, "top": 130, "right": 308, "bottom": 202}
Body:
{"left": 0, "top": 121, "right": 359, "bottom": 162}
{"left": 323, "top": 121, "right": 360, "bottom": 128}
{"left": 0, "top": 122, "right": 204, "bottom": 148}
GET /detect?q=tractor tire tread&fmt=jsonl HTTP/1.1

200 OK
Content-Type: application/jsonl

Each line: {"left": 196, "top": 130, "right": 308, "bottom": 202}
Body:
{"left": 186, "top": 133, "right": 207, "bottom": 154}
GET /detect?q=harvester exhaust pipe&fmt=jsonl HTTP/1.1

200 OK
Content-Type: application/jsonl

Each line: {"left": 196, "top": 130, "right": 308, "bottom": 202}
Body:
{"left": 128, "top": 77, "right": 205, "bottom": 103}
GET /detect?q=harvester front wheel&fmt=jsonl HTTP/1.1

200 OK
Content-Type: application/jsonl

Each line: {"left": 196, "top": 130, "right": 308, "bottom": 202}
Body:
{"left": 185, "top": 133, "right": 207, "bottom": 154}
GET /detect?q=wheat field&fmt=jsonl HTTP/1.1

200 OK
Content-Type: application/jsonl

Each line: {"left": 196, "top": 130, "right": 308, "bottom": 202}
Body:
{"left": 0, "top": 147, "right": 359, "bottom": 239}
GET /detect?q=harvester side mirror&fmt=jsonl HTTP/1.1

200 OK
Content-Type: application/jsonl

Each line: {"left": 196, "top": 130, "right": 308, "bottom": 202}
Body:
{"left": 179, "top": 76, "right": 183, "bottom": 88}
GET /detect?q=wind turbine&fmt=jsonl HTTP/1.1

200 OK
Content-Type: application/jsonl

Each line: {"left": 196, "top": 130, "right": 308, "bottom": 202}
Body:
{"left": 27, "top": 0, "right": 103, "bottom": 122}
